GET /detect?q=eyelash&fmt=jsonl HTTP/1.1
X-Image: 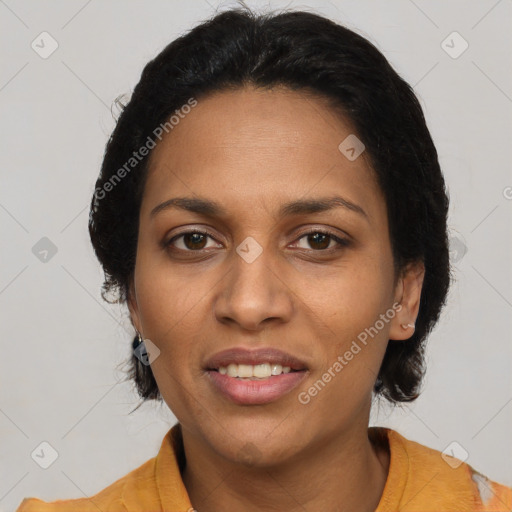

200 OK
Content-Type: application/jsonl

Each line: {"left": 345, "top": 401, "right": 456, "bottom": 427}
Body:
{"left": 165, "top": 228, "right": 350, "bottom": 254}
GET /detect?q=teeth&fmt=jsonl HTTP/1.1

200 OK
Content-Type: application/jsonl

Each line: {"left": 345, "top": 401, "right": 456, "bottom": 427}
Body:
{"left": 227, "top": 363, "right": 238, "bottom": 377}
{"left": 271, "top": 364, "right": 282, "bottom": 375}
{"left": 217, "top": 363, "right": 293, "bottom": 378}
{"left": 253, "top": 363, "right": 271, "bottom": 378}
{"left": 238, "top": 364, "right": 253, "bottom": 378}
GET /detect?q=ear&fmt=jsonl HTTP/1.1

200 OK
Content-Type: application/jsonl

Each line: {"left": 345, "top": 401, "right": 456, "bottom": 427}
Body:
{"left": 388, "top": 260, "right": 425, "bottom": 341}
{"left": 127, "top": 276, "right": 143, "bottom": 336}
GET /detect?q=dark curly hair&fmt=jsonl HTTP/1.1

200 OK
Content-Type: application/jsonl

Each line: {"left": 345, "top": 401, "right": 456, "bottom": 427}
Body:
{"left": 88, "top": 6, "right": 451, "bottom": 406}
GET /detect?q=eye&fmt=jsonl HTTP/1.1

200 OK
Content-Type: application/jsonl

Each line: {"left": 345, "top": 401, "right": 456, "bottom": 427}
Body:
{"left": 293, "top": 229, "right": 350, "bottom": 252}
{"left": 165, "top": 228, "right": 350, "bottom": 253}
{"left": 165, "top": 230, "right": 221, "bottom": 251}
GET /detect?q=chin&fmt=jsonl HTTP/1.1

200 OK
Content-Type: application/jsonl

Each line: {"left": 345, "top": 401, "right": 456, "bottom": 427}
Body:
{"left": 227, "top": 438, "right": 301, "bottom": 469}
{"left": 203, "top": 419, "right": 306, "bottom": 466}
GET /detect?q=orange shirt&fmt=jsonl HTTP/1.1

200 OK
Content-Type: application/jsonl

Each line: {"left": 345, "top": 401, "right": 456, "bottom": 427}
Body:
{"left": 17, "top": 424, "right": 512, "bottom": 511}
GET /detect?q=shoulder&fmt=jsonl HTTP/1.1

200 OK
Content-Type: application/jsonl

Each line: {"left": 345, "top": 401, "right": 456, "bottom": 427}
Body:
{"left": 387, "top": 428, "right": 512, "bottom": 511}
{"left": 16, "top": 424, "right": 191, "bottom": 512}
{"left": 16, "top": 456, "right": 158, "bottom": 512}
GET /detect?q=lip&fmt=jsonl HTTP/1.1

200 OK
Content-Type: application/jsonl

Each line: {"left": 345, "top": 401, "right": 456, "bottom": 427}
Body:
{"left": 204, "top": 347, "right": 309, "bottom": 405}
{"left": 204, "top": 347, "right": 308, "bottom": 371}
{"left": 207, "top": 370, "right": 308, "bottom": 405}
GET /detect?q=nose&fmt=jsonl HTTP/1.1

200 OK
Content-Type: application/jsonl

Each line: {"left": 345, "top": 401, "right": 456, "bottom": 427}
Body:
{"left": 213, "top": 240, "right": 294, "bottom": 331}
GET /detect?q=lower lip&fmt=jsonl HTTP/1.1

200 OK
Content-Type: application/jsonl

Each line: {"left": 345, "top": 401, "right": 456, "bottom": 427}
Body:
{"left": 206, "top": 370, "right": 308, "bottom": 405}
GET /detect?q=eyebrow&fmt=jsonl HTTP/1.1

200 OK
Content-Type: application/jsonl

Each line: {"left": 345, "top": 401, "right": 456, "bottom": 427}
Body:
{"left": 150, "top": 195, "right": 368, "bottom": 221}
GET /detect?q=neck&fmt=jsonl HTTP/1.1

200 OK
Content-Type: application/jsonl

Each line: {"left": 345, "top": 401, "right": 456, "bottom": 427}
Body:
{"left": 181, "top": 419, "right": 390, "bottom": 512}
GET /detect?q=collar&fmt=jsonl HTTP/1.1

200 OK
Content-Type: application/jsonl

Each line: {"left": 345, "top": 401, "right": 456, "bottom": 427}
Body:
{"left": 122, "top": 423, "right": 496, "bottom": 511}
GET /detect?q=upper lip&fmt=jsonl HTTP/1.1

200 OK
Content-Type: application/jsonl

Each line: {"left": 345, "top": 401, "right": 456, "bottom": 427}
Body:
{"left": 205, "top": 347, "right": 308, "bottom": 371}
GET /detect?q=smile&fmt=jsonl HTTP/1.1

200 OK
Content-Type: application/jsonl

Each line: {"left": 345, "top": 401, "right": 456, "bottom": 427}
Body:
{"left": 217, "top": 363, "right": 294, "bottom": 379}
{"left": 204, "top": 347, "right": 309, "bottom": 405}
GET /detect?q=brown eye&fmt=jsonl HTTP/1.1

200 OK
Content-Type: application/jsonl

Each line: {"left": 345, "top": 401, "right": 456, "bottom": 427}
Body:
{"left": 166, "top": 230, "right": 219, "bottom": 251}
{"left": 294, "top": 230, "right": 350, "bottom": 251}
{"left": 306, "top": 232, "right": 331, "bottom": 250}
{"left": 182, "top": 232, "right": 207, "bottom": 250}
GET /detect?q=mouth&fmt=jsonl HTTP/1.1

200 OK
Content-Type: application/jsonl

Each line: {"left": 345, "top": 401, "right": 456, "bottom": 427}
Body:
{"left": 212, "top": 362, "right": 301, "bottom": 379}
{"left": 204, "top": 347, "right": 308, "bottom": 405}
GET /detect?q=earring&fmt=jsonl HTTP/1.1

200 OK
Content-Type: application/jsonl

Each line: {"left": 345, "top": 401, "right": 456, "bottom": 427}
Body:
{"left": 401, "top": 323, "right": 415, "bottom": 330}
{"left": 132, "top": 330, "right": 143, "bottom": 350}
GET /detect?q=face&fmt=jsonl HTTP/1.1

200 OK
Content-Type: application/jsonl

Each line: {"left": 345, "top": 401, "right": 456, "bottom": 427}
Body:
{"left": 128, "top": 85, "right": 424, "bottom": 466}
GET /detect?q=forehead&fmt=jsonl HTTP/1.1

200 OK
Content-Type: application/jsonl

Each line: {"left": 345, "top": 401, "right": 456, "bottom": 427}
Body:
{"left": 149, "top": 84, "right": 360, "bottom": 158}
{"left": 142, "top": 85, "right": 384, "bottom": 223}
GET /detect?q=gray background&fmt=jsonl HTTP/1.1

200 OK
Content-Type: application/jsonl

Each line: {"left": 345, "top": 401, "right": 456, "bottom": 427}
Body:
{"left": 1, "top": 0, "right": 511, "bottom": 509}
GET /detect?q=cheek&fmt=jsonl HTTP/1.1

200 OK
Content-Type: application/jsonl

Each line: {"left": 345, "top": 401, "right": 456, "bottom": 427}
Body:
{"left": 309, "top": 260, "right": 391, "bottom": 327}
{"left": 133, "top": 253, "right": 212, "bottom": 372}
{"left": 133, "top": 274, "right": 184, "bottom": 380}
{"left": 302, "top": 258, "right": 393, "bottom": 382}
{"left": 134, "top": 247, "right": 196, "bottom": 332}
{"left": 135, "top": 273, "right": 205, "bottom": 416}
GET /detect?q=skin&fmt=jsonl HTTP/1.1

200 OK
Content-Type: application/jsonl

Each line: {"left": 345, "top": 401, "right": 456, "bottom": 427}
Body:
{"left": 128, "top": 84, "right": 425, "bottom": 512}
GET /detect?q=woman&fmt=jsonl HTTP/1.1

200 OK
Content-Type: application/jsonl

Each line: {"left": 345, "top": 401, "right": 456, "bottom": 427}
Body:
{"left": 17, "top": 6, "right": 512, "bottom": 512}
